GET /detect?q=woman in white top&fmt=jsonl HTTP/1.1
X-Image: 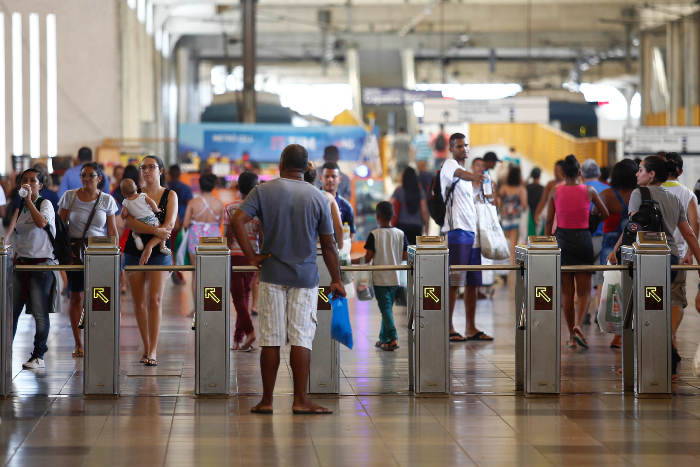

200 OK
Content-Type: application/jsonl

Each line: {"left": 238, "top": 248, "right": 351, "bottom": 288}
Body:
{"left": 6, "top": 169, "right": 57, "bottom": 369}
{"left": 58, "top": 163, "right": 118, "bottom": 358}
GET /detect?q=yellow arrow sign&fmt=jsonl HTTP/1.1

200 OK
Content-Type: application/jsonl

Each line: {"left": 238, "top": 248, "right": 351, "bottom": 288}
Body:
{"left": 318, "top": 288, "right": 329, "bottom": 303}
{"left": 645, "top": 287, "right": 662, "bottom": 303}
{"left": 535, "top": 287, "right": 551, "bottom": 303}
{"left": 204, "top": 287, "right": 220, "bottom": 303}
{"left": 424, "top": 287, "right": 440, "bottom": 303}
{"left": 93, "top": 288, "right": 109, "bottom": 304}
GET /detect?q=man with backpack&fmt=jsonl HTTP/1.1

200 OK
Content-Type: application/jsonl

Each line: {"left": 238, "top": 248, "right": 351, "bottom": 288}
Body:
{"left": 437, "top": 133, "right": 491, "bottom": 342}
{"left": 431, "top": 124, "right": 450, "bottom": 168}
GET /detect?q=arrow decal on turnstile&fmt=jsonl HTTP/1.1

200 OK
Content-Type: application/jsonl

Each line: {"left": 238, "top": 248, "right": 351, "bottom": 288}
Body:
{"left": 204, "top": 287, "right": 221, "bottom": 303}
{"left": 318, "top": 289, "right": 329, "bottom": 303}
{"left": 645, "top": 287, "right": 662, "bottom": 303}
{"left": 535, "top": 287, "right": 551, "bottom": 303}
{"left": 93, "top": 288, "right": 109, "bottom": 304}
{"left": 424, "top": 287, "right": 440, "bottom": 303}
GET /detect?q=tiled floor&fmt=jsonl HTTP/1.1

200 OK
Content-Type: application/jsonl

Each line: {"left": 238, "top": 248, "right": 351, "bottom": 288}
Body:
{"left": 3, "top": 271, "right": 700, "bottom": 466}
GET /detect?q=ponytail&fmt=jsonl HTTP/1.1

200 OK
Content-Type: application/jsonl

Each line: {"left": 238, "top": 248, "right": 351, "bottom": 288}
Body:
{"left": 561, "top": 154, "right": 580, "bottom": 178}
{"left": 642, "top": 155, "right": 675, "bottom": 183}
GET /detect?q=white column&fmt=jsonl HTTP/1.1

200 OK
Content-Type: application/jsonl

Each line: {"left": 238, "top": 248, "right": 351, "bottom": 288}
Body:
{"left": 12, "top": 13, "right": 22, "bottom": 156}
{"left": 0, "top": 13, "right": 5, "bottom": 174}
{"left": 47, "top": 14, "right": 57, "bottom": 163}
{"left": 29, "top": 13, "right": 40, "bottom": 158}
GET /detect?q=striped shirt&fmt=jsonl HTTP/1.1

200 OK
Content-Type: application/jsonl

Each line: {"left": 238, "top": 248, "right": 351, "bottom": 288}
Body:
{"left": 412, "top": 133, "right": 433, "bottom": 161}
{"left": 224, "top": 200, "right": 260, "bottom": 256}
{"left": 440, "top": 158, "right": 477, "bottom": 234}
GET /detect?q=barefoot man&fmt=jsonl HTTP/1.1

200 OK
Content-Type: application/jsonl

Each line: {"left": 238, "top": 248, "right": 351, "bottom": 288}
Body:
{"left": 231, "top": 144, "right": 346, "bottom": 415}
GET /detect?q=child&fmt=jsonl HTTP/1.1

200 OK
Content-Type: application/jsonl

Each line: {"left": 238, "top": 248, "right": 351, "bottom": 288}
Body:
{"left": 353, "top": 201, "right": 408, "bottom": 351}
{"left": 120, "top": 178, "right": 172, "bottom": 255}
{"left": 224, "top": 171, "right": 260, "bottom": 351}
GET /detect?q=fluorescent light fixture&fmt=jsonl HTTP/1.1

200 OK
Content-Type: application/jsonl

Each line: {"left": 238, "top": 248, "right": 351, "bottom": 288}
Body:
{"left": 137, "top": 0, "right": 146, "bottom": 24}
{"left": 29, "top": 13, "right": 40, "bottom": 158}
{"left": 162, "top": 30, "right": 170, "bottom": 58}
{"left": 12, "top": 13, "right": 22, "bottom": 156}
{"left": 0, "top": 14, "right": 5, "bottom": 174}
{"left": 414, "top": 83, "right": 522, "bottom": 100}
{"left": 127, "top": 0, "right": 137, "bottom": 10}
{"left": 155, "top": 28, "right": 162, "bottom": 51}
{"left": 146, "top": 1, "right": 153, "bottom": 36}
{"left": 413, "top": 101, "right": 425, "bottom": 118}
{"left": 47, "top": 14, "right": 57, "bottom": 159}
{"left": 630, "top": 92, "right": 641, "bottom": 120}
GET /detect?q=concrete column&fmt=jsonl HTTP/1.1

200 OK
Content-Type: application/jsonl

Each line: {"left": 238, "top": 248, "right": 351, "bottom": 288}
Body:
{"left": 401, "top": 48, "right": 417, "bottom": 136}
{"left": 241, "top": 0, "right": 256, "bottom": 123}
{"left": 667, "top": 20, "right": 682, "bottom": 126}
{"left": 684, "top": 15, "right": 698, "bottom": 126}
{"left": 347, "top": 48, "right": 362, "bottom": 121}
{"left": 640, "top": 32, "right": 653, "bottom": 125}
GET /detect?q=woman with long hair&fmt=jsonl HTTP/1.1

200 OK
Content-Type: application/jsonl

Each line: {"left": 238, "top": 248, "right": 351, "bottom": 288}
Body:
{"left": 390, "top": 167, "right": 429, "bottom": 245}
{"left": 498, "top": 166, "right": 528, "bottom": 264}
{"left": 598, "top": 159, "right": 637, "bottom": 349}
{"left": 546, "top": 155, "right": 608, "bottom": 348}
{"left": 122, "top": 155, "right": 177, "bottom": 366}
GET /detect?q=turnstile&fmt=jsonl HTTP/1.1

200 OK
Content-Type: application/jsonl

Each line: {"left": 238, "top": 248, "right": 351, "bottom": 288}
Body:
{"left": 84, "top": 236, "right": 120, "bottom": 396}
{"left": 407, "top": 236, "right": 449, "bottom": 395}
{"left": 0, "top": 240, "right": 12, "bottom": 397}
{"left": 308, "top": 244, "right": 339, "bottom": 394}
{"left": 195, "top": 237, "right": 231, "bottom": 396}
{"left": 514, "top": 236, "right": 561, "bottom": 395}
{"left": 621, "top": 232, "right": 672, "bottom": 396}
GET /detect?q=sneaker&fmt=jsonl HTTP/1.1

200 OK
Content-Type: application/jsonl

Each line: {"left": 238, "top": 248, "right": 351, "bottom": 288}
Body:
{"left": 160, "top": 246, "right": 172, "bottom": 255}
{"left": 22, "top": 357, "right": 45, "bottom": 369}
{"left": 134, "top": 236, "right": 144, "bottom": 250}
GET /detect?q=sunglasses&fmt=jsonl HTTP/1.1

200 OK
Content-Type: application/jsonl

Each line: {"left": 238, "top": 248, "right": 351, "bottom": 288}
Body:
{"left": 139, "top": 164, "right": 159, "bottom": 172}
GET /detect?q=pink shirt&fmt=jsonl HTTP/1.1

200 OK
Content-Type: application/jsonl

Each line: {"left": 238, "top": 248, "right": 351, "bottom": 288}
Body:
{"left": 224, "top": 200, "right": 260, "bottom": 256}
{"left": 554, "top": 185, "right": 590, "bottom": 229}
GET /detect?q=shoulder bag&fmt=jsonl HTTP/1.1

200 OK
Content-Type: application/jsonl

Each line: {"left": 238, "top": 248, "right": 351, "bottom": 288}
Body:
{"left": 70, "top": 190, "right": 103, "bottom": 265}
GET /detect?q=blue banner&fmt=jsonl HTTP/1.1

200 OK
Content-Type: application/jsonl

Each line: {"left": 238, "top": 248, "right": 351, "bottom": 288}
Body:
{"left": 179, "top": 123, "right": 369, "bottom": 162}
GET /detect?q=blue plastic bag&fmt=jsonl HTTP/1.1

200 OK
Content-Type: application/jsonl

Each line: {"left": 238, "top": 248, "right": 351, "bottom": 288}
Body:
{"left": 330, "top": 295, "right": 353, "bottom": 349}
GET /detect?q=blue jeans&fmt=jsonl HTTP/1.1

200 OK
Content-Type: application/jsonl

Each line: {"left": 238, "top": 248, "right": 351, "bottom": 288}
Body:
{"left": 375, "top": 285, "right": 398, "bottom": 343}
{"left": 12, "top": 270, "right": 53, "bottom": 359}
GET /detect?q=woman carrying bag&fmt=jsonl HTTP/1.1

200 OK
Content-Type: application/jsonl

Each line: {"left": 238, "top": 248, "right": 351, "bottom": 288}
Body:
{"left": 58, "top": 163, "right": 118, "bottom": 358}
{"left": 5, "top": 169, "right": 58, "bottom": 369}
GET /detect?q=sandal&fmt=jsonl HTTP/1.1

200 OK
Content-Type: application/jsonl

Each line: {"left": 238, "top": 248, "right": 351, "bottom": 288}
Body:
{"left": 72, "top": 349, "right": 84, "bottom": 358}
{"left": 292, "top": 404, "right": 332, "bottom": 415}
{"left": 140, "top": 355, "right": 148, "bottom": 364}
{"left": 145, "top": 358, "right": 157, "bottom": 366}
{"left": 449, "top": 332, "right": 467, "bottom": 342}
{"left": 375, "top": 341, "right": 386, "bottom": 349}
{"left": 466, "top": 331, "right": 494, "bottom": 341}
{"left": 572, "top": 327, "right": 588, "bottom": 348}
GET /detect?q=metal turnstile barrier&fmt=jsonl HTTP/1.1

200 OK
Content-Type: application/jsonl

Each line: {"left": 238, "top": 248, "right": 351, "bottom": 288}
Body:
{"left": 0, "top": 240, "right": 11, "bottom": 398}
{"left": 84, "top": 237, "right": 121, "bottom": 396}
{"left": 514, "top": 236, "right": 561, "bottom": 395}
{"left": 621, "top": 232, "right": 672, "bottom": 396}
{"left": 407, "top": 236, "right": 449, "bottom": 396}
{"left": 194, "top": 237, "right": 231, "bottom": 396}
{"left": 308, "top": 244, "right": 340, "bottom": 394}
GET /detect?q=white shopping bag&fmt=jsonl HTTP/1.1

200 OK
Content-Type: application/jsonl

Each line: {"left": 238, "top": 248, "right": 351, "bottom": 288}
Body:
{"left": 175, "top": 228, "right": 189, "bottom": 266}
{"left": 477, "top": 202, "right": 510, "bottom": 260}
{"left": 597, "top": 263, "right": 623, "bottom": 334}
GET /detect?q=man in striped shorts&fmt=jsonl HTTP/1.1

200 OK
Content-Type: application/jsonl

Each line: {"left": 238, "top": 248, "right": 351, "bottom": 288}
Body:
{"left": 231, "top": 144, "right": 345, "bottom": 415}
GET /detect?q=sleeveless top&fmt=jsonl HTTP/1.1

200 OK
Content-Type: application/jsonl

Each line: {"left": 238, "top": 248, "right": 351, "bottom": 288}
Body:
{"left": 500, "top": 193, "right": 523, "bottom": 222}
{"left": 124, "top": 188, "right": 171, "bottom": 257}
{"left": 602, "top": 188, "right": 628, "bottom": 235}
{"left": 554, "top": 185, "right": 589, "bottom": 229}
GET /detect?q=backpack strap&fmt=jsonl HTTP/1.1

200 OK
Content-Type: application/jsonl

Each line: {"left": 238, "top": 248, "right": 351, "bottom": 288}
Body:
{"left": 639, "top": 186, "right": 651, "bottom": 202}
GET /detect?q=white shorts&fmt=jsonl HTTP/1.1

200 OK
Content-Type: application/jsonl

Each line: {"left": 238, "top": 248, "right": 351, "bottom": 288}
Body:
{"left": 258, "top": 282, "right": 318, "bottom": 350}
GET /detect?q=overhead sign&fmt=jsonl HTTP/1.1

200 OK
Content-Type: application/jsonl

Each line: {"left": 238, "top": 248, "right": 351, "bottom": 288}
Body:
{"left": 179, "top": 123, "right": 371, "bottom": 163}
{"left": 623, "top": 126, "right": 700, "bottom": 157}
{"left": 362, "top": 87, "right": 443, "bottom": 106}
{"left": 423, "top": 97, "right": 549, "bottom": 124}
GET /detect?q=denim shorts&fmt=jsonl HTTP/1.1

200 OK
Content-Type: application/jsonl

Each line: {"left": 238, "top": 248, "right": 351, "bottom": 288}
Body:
{"left": 121, "top": 252, "right": 172, "bottom": 270}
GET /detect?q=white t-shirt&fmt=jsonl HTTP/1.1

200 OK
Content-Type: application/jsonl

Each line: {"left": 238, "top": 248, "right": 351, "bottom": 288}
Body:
{"left": 440, "top": 158, "right": 476, "bottom": 234}
{"left": 58, "top": 190, "right": 118, "bottom": 239}
{"left": 662, "top": 181, "right": 698, "bottom": 258}
{"left": 364, "top": 227, "right": 408, "bottom": 286}
{"left": 122, "top": 193, "right": 158, "bottom": 221}
{"left": 15, "top": 198, "right": 56, "bottom": 261}
{"left": 0, "top": 187, "right": 6, "bottom": 207}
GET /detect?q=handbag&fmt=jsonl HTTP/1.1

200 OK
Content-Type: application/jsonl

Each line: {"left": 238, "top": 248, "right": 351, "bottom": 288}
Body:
{"left": 477, "top": 199, "right": 510, "bottom": 260}
{"left": 589, "top": 212, "right": 601, "bottom": 233}
{"left": 70, "top": 190, "right": 102, "bottom": 266}
{"left": 330, "top": 295, "right": 353, "bottom": 349}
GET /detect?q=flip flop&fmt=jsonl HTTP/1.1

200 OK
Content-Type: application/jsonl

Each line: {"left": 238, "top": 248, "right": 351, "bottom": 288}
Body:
{"left": 565, "top": 341, "right": 577, "bottom": 348}
{"left": 610, "top": 343, "right": 621, "bottom": 349}
{"left": 238, "top": 345, "right": 255, "bottom": 352}
{"left": 72, "top": 349, "right": 83, "bottom": 357}
{"left": 383, "top": 345, "right": 399, "bottom": 351}
{"left": 466, "top": 331, "right": 494, "bottom": 341}
{"left": 139, "top": 355, "right": 148, "bottom": 363}
{"left": 292, "top": 405, "right": 333, "bottom": 415}
{"left": 375, "top": 341, "right": 386, "bottom": 349}
{"left": 449, "top": 332, "right": 467, "bottom": 342}
{"left": 572, "top": 335, "right": 588, "bottom": 348}
{"left": 145, "top": 358, "right": 158, "bottom": 366}
{"left": 250, "top": 405, "right": 273, "bottom": 414}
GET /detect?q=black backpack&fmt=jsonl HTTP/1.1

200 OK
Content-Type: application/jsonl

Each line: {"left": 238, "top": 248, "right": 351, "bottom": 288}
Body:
{"left": 427, "top": 169, "right": 460, "bottom": 227}
{"left": 616, "top": 187, "right": 663, "bottom": 261}
{"left": 434, "top": 133, "right": 446, "bottom": 151}
{"left": 18, "top": 197, "right": 72, "bottom": 265}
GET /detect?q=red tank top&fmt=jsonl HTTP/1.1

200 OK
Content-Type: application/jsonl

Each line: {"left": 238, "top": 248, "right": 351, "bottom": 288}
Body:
{"left": 554, "top": 185, "right": 590, "bottom": 229}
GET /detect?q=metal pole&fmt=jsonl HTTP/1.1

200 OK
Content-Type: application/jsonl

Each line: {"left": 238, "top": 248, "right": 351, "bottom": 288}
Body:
{"left": 241, "top": 0, "right": 256, "bottom": 123}
{"left": 0, "top": 242, "right": 12, "bottom": 398}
